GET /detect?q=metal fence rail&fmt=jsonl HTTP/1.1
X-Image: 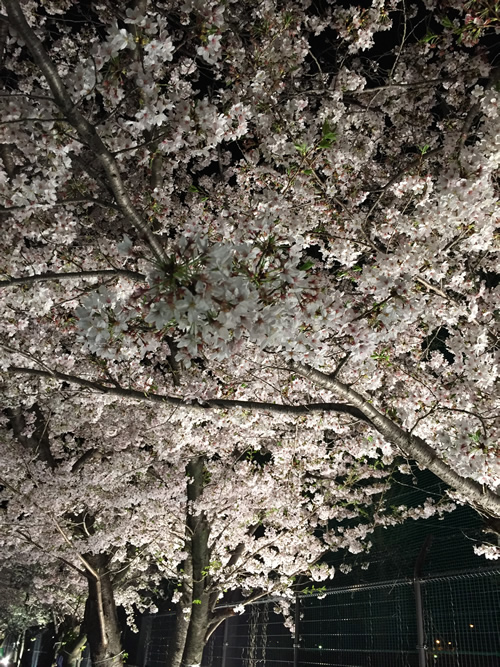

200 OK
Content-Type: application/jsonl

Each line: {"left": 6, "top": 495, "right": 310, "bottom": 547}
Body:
{"left": 140, "top": 568, "right": 500, "bottom": 667}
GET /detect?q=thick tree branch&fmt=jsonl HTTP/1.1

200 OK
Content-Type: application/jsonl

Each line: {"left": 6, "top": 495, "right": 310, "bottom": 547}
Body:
{"left": 288, "top": 361, "right": 500, "bottom": 518}
{"left": 6, "top": 365, "right": 373, "bottom": 423}
{"left": 3, "top": 0, "right": 167, "bottom": 265}
{"left": 1, "top": 269, "right": 146, "bottom": 287}
{"left": 205, "top": 590, "right": 269, "bottom": 642}
{"left": 0, "top": 144, "right": 16, "bottom": 180}
{"left": 182, "top": 457, "right": 211, "bottom": 666}
{"left": 9, "top": 363, "right": 498, "bottom": 517}
{"left": 15, "top": 529, "right": 87, "bottom": 578}
{"left": 51, "top": 520, "right": 108, "bottom": 649}
{"left": 0, "top": 197, "right": 120, "bottom": 213}
{"left": 0, "top": 20, "right": 18, "bottom": 181}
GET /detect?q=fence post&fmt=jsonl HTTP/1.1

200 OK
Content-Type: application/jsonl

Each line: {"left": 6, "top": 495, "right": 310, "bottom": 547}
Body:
{"left": 293, "top": 596, "right": 300, "bottom": 667}
{"left": 30, "top": 633, "right": 41, "bottom": 667}
{"left": 221, "top": 617, "right": 229, "bottom": 667}
{"left": 138, "top": 616, "right": 152, "bottom": 667}
{"left": 414, "top": 536, "right": 433, "bottom": 667}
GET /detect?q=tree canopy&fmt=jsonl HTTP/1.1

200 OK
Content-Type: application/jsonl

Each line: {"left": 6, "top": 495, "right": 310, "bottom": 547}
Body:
{"left": 0, "top": 0, "right": 499, "bottom": 664}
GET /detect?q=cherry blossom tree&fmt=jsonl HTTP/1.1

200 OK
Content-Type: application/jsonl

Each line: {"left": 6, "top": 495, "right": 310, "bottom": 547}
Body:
{"left": 0, "top": 0, "right": 499, "bottom": 664}
{"left": 0, "top": 563, "right": 51, "bottom": 643}
{"left": 0, "top": 400, "right": 186, "bottom": 667}
{"left": 0, "top": 561, "right": 86, "bottom": 667}
{"left": 0, "top": 401, "right": 454, "bottom": 667}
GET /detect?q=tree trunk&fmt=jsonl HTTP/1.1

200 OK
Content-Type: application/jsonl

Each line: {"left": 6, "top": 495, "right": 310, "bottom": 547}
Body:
{"left": 180, "top": 594, "right": 209, "bottom": 667}
{"left": 179, "top": 458, "right": 210, "bottom": 667}
{"left": 84, "top": 554, "right": 123, "bottom": 667}
{"left": 165, "top": 556, "right": 193, "bottom": 667}
{"left": 60, "top": 633, "right": 87, "bottom": 667}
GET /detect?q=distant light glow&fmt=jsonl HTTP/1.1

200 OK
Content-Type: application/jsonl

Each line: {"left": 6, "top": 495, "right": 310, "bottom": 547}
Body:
{"left": 1, "top": 655, "right": 11, "bottom": 666}
{"left": 435, "top": 639, "right": 440, "bottom": 644}
{"left": 469, "top": 624, "right": 474, "bottom": 628}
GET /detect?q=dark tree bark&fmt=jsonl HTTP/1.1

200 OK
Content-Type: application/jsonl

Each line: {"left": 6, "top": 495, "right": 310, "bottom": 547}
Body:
{"left": 84, "top": 554, "right": 123, "bottom": 667}
{"left": 60, "top": 634, "right": 87, "bottom": 667}
{"left": 165, "top": 556, "right": 193, "bottom": 667}
{"left": 168, "top": 458, "right": 211, "bottom": 667}
{"left": 181, "top": 591, "right": 209, "bottom": 667}
{"left": 56, "top": 618, "right": 87, "bottom": 667}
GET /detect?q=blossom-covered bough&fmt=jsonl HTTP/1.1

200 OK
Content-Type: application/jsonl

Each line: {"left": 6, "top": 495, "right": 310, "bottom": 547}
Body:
{"left": 0, "top": 0, "right": 499, "bottom": 664}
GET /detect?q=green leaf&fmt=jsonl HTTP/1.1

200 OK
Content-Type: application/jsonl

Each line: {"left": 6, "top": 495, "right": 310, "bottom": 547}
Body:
{"left": 294, "top": 142, "right": 309, "bottom": 156}
{"left": 299, "top": 260, "right": 314, "bottom": 271}
{"left": 318, "top": 137, "right": 336, "bottom": 149}
{"left": 421, "top": 31, "right": 439, "bottom": 44}
{"left": 193, "top": 599, "right": 202, "bottom": 605}
{"left": 318, "top": 121, "right": 337, "bottom": 149}
{"left": 322, "top": 119, "right": 336, "bottom": 139}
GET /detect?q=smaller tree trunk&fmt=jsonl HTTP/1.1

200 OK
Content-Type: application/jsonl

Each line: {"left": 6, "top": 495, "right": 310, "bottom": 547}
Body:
{"left": 60, "top": 633, "right": 87, "bottom": 667}
{"left": 165, "top": 556, "right": 193, "bottom": 667}
{"left": 179, "top": 458, "right": 210, "bottom": 667}
{"left": 84, "top": 554, "right": 123, "bottom": 667}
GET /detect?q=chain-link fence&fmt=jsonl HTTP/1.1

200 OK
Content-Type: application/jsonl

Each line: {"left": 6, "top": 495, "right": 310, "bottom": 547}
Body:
{"left": 420, "top": 570, "right": 500, "bottom": 667}
{"left": 138, "top": 471, "right": 500, "bottom": 667}
{"left": 298, "top": 580, "right": 417, "bottom": 667}
{"left": 139, "top": 566, "right": 500, "bottom": 667}
{"left": 297, "top": 568, "right": 500, "bottom": 667}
